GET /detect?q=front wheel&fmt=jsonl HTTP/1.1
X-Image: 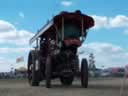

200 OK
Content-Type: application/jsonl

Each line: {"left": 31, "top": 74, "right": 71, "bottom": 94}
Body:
{"left": 28, "top": 51, "right": 40, "bottom": 86}
{"left": 81, "top": 58, "right": 88, "bottom": 88}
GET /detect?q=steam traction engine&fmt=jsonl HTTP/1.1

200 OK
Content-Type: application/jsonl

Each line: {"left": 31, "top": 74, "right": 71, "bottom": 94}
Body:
{"left": 28, "top": 10, "right": 94, "bottom": 88}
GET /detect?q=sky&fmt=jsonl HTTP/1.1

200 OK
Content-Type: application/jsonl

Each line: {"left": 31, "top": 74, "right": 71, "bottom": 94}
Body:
{"left": 0, "top": 0, "right": 128, "bottom": 72}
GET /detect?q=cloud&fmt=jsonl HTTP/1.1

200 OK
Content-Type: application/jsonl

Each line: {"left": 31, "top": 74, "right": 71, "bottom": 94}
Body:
{"left": 0, "top": 20, "right": 34, "bottom": 46}
{"left": 0, "top": 46, "right": 31, "bottom": 72}
{"left": 92, "top": 15, "right": 128, "bottom": 36}
{"left": 0, "top": 47, "right": 30, "bottom": 54}
{"left": 61, "top": 1, "right": 73, "bottom": 7}
{"left": 92, "top": 15, "right": 128, "bottom": 29}
{"left": 0, "top": 20, "right": 15, "bottom": 31}
{"left": 92, "top": 15, "right": 108, "bottom": 29}
{"left": 0, "top": 57, "right": 15, "bottom": 71}
{"left": 78, "top": 42, "right": 128, "bottom": 68}
{"left": 110, "top": 15, "right": 128, "bottom": 28}
{"left": 19, "top": 12, "right": 25, "bottom": 18}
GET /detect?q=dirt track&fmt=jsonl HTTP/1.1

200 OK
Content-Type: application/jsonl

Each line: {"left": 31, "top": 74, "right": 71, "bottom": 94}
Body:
{"left": 0, "top": 78, "right": 128, "bottom": 96}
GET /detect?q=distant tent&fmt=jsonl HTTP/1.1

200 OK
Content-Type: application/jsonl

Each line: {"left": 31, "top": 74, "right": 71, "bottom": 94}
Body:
{"left": 16, "top": 56, "right": 24, "bottom": 63}
{"left": 15, "top": 67, "right": 27, "bottom": 73}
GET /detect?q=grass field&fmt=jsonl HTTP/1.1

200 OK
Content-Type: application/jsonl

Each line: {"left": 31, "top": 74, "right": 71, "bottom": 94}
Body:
{"left": 0, "top": 78, "right": 128, "bottom": 96}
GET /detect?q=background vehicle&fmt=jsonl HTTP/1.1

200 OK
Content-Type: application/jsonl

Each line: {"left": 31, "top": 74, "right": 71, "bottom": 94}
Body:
{"left": 28, "top": 10, "right": 94, "bottom": 88}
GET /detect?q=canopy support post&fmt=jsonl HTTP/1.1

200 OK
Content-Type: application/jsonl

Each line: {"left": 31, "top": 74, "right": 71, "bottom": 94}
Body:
{"left": 81, "top": 17, "right": 84, "bottom": 36}
{"left": 36, "top": 38, "right": 40, "bottom": 50}
{"left": 54, "top": 24, "right": 59, "bottom": 44}
{"left": 62, "top": 17, "right": 64, "bottom": 41}
{"left": 81, "top": 17, "right": 85, "bottom": 42}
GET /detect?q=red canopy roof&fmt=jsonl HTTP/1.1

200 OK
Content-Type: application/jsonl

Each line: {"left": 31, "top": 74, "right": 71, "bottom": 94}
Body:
{"left": 54, "top": 11, "right": 94, "bottom": 30}
{"left": 41, "top": 11, "right": 94, "bottom": 37}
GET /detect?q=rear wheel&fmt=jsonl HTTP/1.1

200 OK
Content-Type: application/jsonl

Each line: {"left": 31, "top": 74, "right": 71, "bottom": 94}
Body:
{"left": 60, "top": 76, "right": 74, "bottom": 86}
{"left": 28, "top": 51, "right": 40, "bottom": 86}
{"left": 81, "top": 58, "right": 88, "bottom": 88}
